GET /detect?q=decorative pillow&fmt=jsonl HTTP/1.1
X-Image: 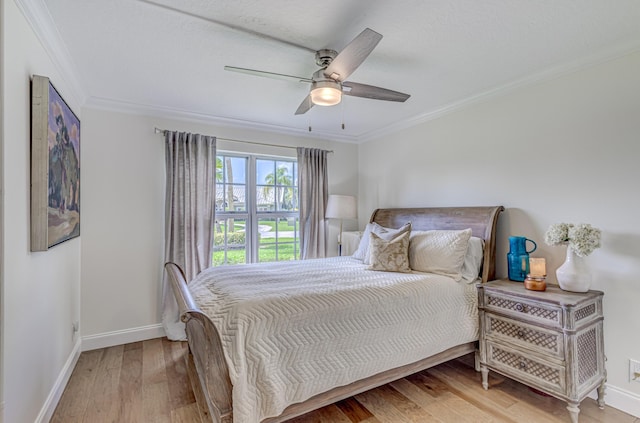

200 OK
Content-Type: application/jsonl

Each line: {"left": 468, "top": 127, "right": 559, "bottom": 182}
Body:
{"left": 352, "top": 223, "right": 374, "bottom": 260}
{"left": 408, "top": 228, "right": 473, "bottom": 281}
{"left": 364, "top": 222, "right": 412, "bottom": 265}
{"left": 367, "top": 231, "right": 411, "bottom": 273}
{"left": 461, "top": 237, "right": 485, "bottom": 282}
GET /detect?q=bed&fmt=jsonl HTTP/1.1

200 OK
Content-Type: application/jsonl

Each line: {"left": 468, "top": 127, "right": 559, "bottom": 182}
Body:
{"left": 166, "top": 206, "right": 504, "bottom": 423}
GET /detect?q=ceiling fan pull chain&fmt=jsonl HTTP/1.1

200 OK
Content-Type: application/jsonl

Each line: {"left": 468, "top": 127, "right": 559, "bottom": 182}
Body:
{"left": 341, "top": 99, "right": 346, "bottom": 130}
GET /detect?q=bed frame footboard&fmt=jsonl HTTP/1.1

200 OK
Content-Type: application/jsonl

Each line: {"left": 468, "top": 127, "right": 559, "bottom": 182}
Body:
{"left": 165, "top": 262, "right": 233, "bottom": 423}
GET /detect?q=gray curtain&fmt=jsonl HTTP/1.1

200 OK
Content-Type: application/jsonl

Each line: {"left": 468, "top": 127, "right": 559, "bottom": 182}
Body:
{"left": 162, "top": 131, "right": 216, "bottom": 340}
{"left": 297, "top": 147, "right": 329, "bottom": 259}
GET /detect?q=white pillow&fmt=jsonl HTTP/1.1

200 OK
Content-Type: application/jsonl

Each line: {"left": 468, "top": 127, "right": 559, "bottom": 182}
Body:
{"left": 408, "top": 228, "right": 472, "bottom": 281}
{"left": 367, "top": 231, "right": 411, "bottom": 273}
{"left": 461, "top": 236, "right": 485, "bottom": 282}
{"left": 352, "top": 223, "right": 374, "bottom": 261}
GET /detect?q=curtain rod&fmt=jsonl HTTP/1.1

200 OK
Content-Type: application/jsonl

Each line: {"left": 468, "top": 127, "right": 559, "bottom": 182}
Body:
{"left": 154, "top": 128, "right": 333, "bottom": 153}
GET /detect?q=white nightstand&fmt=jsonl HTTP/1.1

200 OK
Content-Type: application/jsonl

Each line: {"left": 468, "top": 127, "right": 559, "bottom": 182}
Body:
{"left": 340, "top": 231, "right": 363, "bottom": 256}
{"left": 477, "top": 280, "right": 606, "bottom": 423}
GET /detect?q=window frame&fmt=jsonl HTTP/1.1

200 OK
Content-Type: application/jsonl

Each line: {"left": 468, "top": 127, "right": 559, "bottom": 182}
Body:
{"left": 214, "top": 152, "right": 299, "bottom": 265}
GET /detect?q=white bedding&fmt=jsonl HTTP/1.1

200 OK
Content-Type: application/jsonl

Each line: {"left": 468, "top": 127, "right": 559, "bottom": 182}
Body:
{"left": 189, "top": 256, "right": 479, "bottom": 423}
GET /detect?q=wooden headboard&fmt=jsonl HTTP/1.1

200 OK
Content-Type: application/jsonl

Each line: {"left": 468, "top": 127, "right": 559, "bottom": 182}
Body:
{"left": 370, "top": 206, "right": 504, "bottom": 283}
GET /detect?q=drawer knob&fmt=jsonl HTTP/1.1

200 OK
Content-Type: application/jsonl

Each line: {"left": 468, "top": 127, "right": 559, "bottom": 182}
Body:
{"left": 517, "top": 330, "right": 525, "bottom": 338}
{"left": 515, "top": 303, "right": 525, "bottom": 312}
{"left": 519, "top": 360, "right": 527, "bottom": 370}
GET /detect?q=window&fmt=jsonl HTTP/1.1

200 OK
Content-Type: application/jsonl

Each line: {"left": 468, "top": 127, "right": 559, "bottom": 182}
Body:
{"left": 214, "top": 154, "right": 299, "bottom": 265}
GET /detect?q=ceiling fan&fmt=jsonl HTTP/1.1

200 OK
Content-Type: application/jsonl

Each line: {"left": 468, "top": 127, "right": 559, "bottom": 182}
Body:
{"left": 224, "top": 28, "right": 410, "bottom": 115}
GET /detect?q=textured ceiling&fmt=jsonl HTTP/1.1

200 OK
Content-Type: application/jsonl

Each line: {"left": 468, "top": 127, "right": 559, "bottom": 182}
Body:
{"left": 35, "top": 0, "right": 640, "bottom": 141}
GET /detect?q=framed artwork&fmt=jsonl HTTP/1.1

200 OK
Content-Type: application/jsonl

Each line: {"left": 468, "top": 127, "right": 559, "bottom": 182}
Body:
{"left": 31, "top": 75, "right": 81, "bottom": 251}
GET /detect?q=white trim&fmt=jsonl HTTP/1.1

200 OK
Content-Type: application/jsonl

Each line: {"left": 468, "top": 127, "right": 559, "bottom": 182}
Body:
{"left": 84, "top": 96, "right": 360, "bottom": 144}
{"left": 85, "top": 40, "right": 640, "bottom": 145}
{"left": 81, "top": 324, "right": 166, "bottom": 352}
{"left": 357, "top": 41, "right": 640, "bottom": 144}
{"left": 14, "top": 0, "right": 87, "bottom": 107}
{"left": 15, "top": 1, "right": 640, "bottom": 144}
{"left": 34, "top": 339, "right": 81, "bottom": 423}
{"left": 0, "top": 0, "right": 5, "bottom": 418}
{"left": 589, "top": 384, "right": 640, "bottom": 419}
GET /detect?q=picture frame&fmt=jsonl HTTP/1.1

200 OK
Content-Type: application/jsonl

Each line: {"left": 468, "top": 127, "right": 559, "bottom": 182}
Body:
{"left": 31, "top": 75, "right": 81, "bottom": 251}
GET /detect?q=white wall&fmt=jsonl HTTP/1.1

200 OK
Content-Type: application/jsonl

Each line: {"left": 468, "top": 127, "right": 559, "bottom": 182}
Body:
{"left": 79, "top": 108, "right": 359, "bottom": 346}
{"left": 0, "top": 0, "right": 4, "bottom": 418}
{"left": 7, "top": 0, "right": 637, "bottom": 417}
{"left": 1, "top": 1, "right": 82, "bottom": 422}
{"left": 358, "top": 51, "right": 640, "bottom": 416}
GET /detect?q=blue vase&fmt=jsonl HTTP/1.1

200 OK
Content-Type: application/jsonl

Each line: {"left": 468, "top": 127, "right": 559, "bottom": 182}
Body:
{"left": 507, "top": 236, "right": 537, "bottom": 282}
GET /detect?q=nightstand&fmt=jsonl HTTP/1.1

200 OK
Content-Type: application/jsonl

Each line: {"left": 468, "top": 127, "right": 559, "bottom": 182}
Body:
{"left": 477, "top": 280, "right": 606, "bottom": 423}
{"left": 341, "top": 231, "right": 363, "bottom": 256}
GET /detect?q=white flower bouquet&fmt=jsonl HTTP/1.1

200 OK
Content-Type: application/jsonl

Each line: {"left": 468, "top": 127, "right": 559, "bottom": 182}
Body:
{"left": 544, "top": 223, "right": 601, "bottom": 257}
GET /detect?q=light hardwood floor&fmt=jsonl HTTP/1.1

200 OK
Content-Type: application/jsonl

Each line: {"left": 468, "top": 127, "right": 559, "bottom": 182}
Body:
{"left": 52, "top": 338, "right": 638, "bottom": 423}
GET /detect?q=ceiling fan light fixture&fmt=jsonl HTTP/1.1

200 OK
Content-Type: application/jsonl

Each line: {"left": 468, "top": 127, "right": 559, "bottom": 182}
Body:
{"left": 310, "top": 80, "right": 342, "bottom": 106}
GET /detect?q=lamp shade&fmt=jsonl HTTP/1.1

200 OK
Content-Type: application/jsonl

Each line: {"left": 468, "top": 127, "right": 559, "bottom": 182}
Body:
{"left": 326, "top": 195, "right": 357, "bottom": 219}
{"left": 310, "top": 84, "right": 342, "bottom": 106}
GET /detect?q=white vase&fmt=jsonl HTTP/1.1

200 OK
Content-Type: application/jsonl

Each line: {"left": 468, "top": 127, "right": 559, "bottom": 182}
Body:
{"left": 556, "top": 245, "right": 592, "bottom": 292}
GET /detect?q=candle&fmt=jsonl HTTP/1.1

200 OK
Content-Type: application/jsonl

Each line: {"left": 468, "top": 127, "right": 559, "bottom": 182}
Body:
{"left": 529, "top": 257, "right": 546, "bottom": 277}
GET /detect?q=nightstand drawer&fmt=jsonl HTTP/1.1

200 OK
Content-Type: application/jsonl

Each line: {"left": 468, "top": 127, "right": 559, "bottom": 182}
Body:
{"left": 485, "top": 291, "right": 562, "bottom": 328}
{"left": 486, "top": 342, "right": 566, "bottom": 396}
{"left": 485, "top": 314, "right": 564, "bottom": 359}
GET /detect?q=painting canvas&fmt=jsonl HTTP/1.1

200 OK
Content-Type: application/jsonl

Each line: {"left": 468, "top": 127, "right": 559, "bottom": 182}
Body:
{"left": 31, "top": 75, "right": 80, "bottom": 251}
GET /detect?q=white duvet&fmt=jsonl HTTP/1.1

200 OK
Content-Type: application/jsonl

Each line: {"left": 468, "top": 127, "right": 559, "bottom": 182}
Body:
{"left": 189, "top": 256, "right": 478, "bottom": 423}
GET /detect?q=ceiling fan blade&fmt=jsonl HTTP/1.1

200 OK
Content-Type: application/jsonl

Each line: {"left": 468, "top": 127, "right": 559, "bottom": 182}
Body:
{"left": 224, "top": 66, "right": 312, "bottom": 83}
{"left": 342, "top": 81, "right": 410, "bottom": 102}
{"left": 295, "top": 95, "right": 314, "bottom": 115}
{"left": 323, "top": 28, "right": 382, "bottom": 82}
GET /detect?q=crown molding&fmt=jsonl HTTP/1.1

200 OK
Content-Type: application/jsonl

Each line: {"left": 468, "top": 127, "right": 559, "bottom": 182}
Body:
{"left": 358, "top": 40, "right": 640, "bottom": 144}
{"left": 15, "top": 0, "right": 640, "bottom": 145}
{"left": 14, "top": 0, "right": 87, "bottom": 108}
{"left": 84, "top": 96, "right": 360, "bottom": 143}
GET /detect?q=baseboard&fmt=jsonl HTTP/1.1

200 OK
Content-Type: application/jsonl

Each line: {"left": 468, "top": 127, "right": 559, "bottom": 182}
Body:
{"left": 81, "top": 323, "right": 166, "bottom": 351}
{"left": 35, "top": 339, "right": 81, "bottom": 423}
{"left": 32, "top": 325, "right": 165, "bottom": 422}
{"left": 589, "top": 384, "right": 640, "bottom": 418}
